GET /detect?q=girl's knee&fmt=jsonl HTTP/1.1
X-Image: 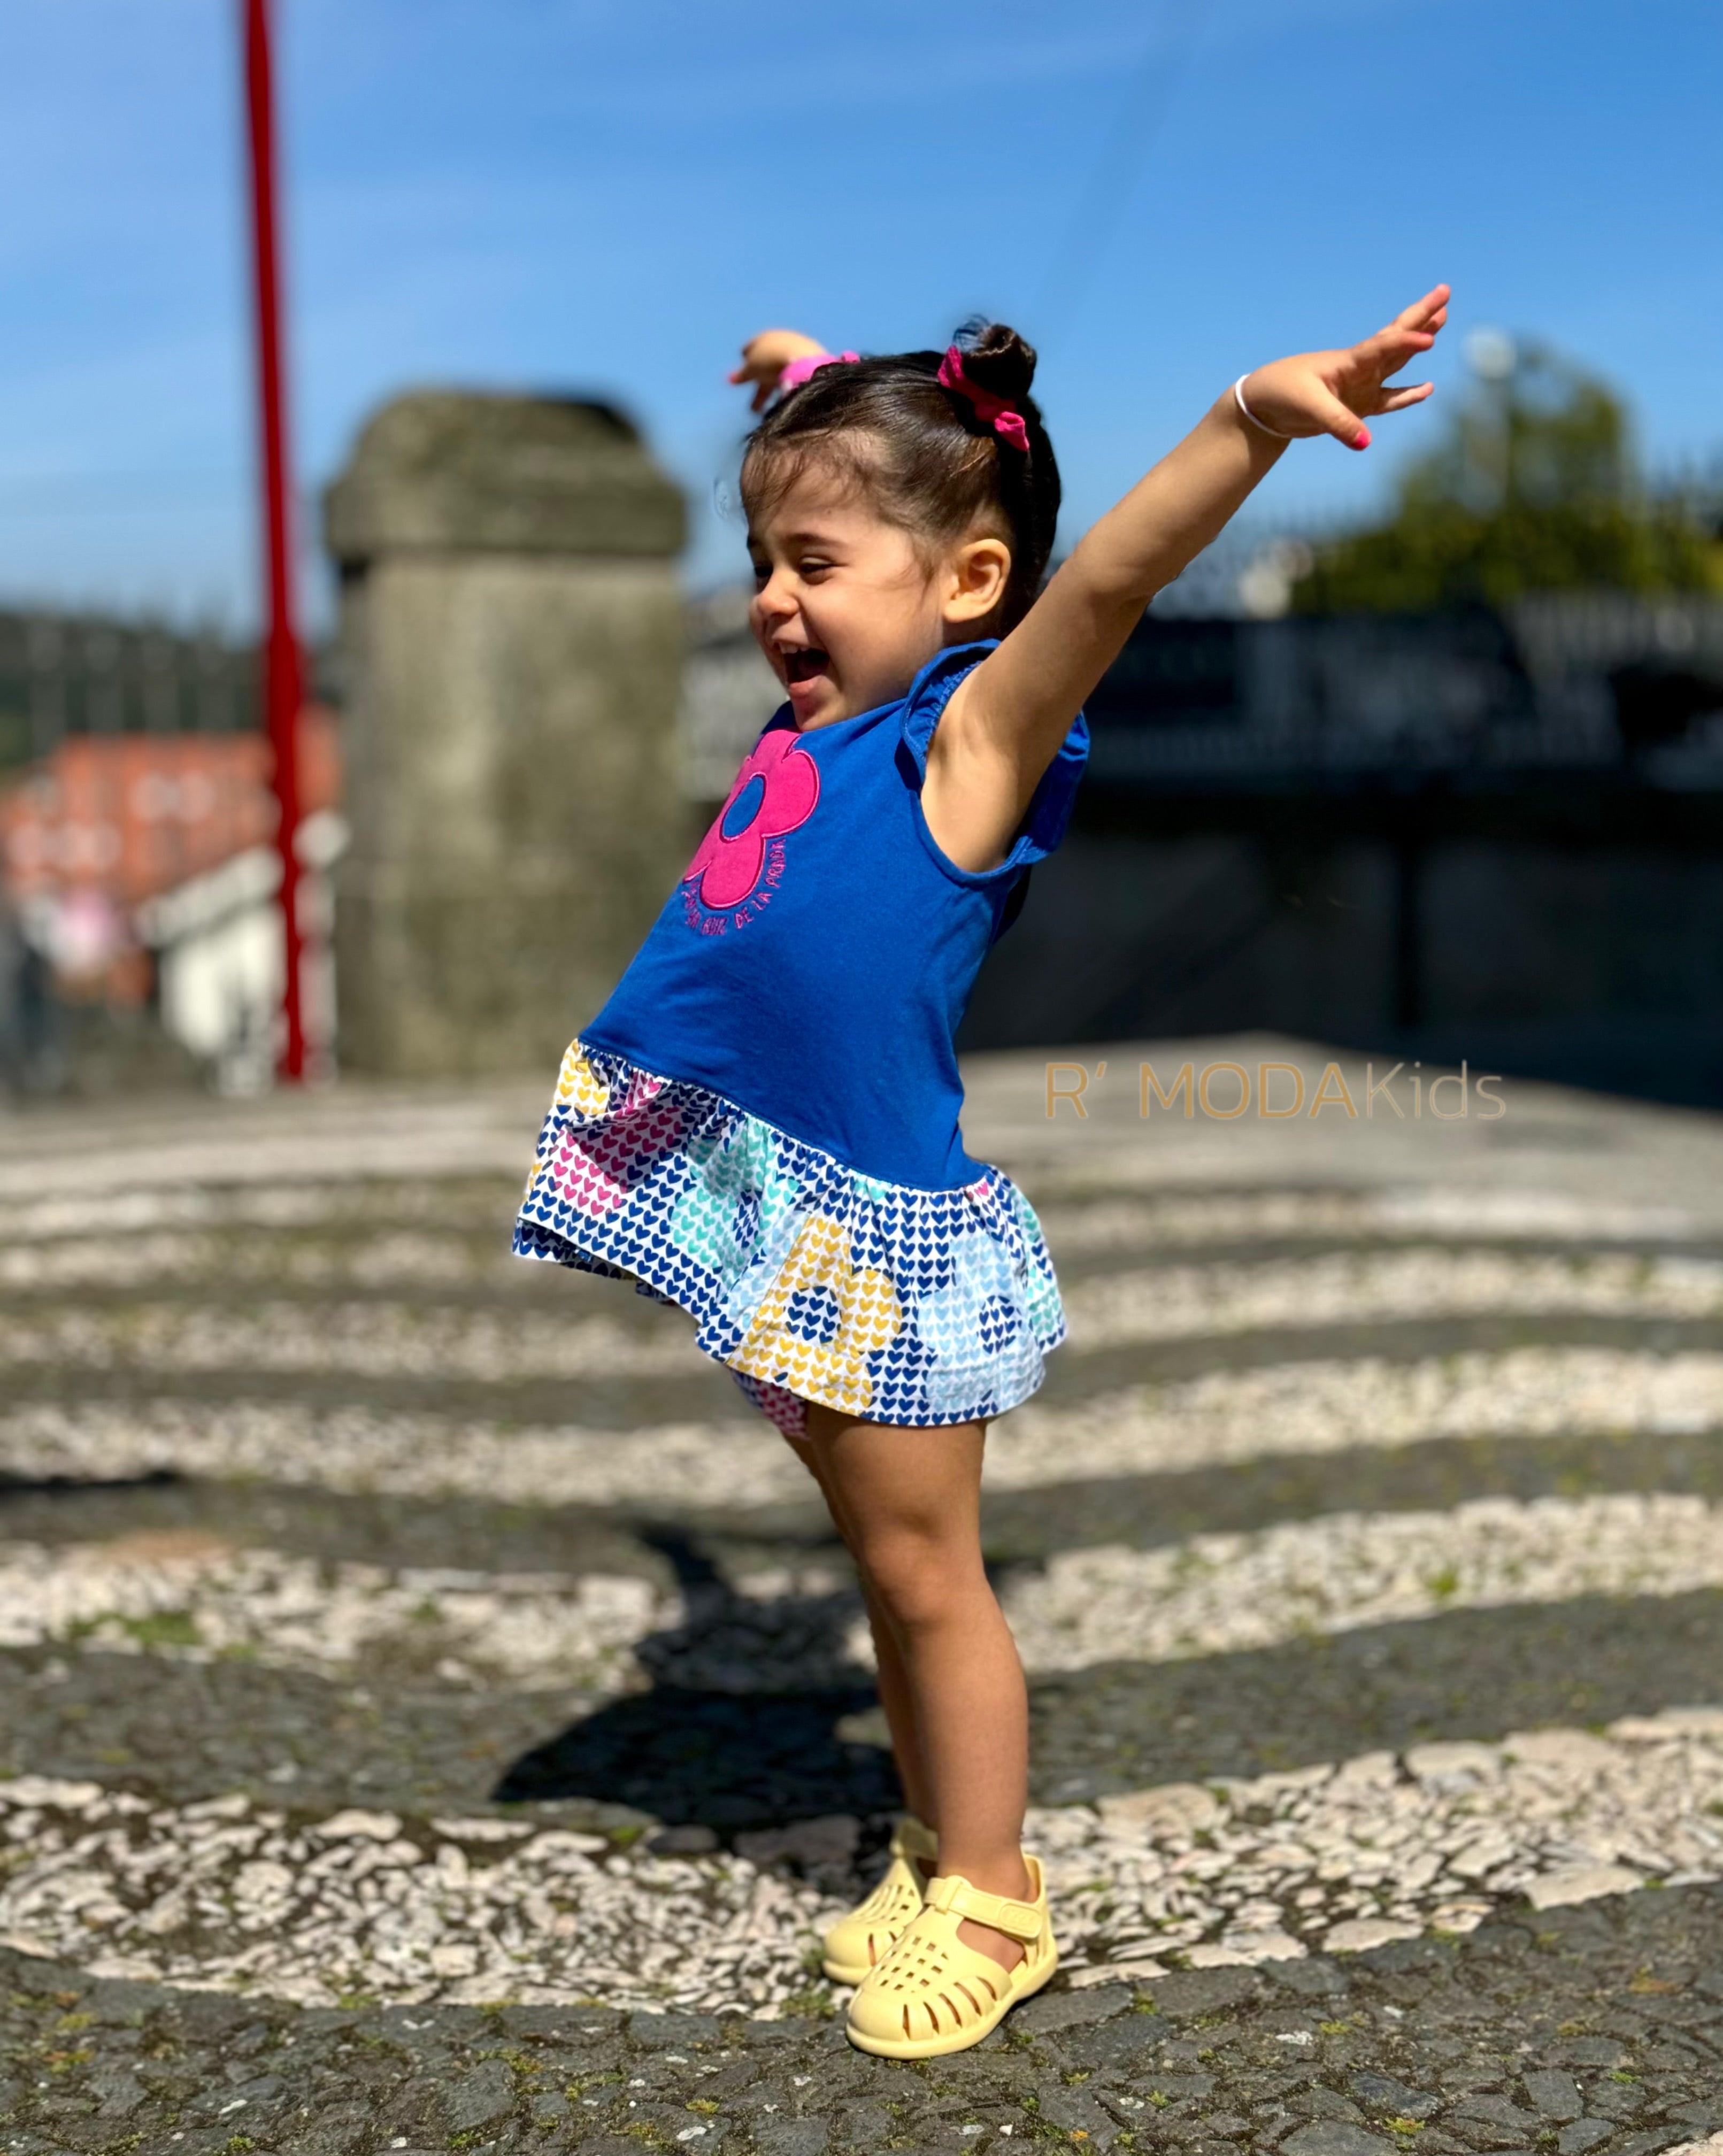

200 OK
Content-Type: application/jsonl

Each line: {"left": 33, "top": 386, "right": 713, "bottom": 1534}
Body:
{"left": 856, "top": 1521, "right": 982, "bottom": 1629}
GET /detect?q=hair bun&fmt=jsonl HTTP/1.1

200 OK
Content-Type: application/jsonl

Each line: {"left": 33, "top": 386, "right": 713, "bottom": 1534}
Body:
{"left": 957, "top": 321, "right": 1037, "bottom": 404}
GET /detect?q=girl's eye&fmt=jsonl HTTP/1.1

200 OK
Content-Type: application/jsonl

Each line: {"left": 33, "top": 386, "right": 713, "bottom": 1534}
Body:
{"left": 799, "top": 557, "right": 834, "bottom": 579}
{"left": 749, "top": 562, "right": 770, "bottom": 586}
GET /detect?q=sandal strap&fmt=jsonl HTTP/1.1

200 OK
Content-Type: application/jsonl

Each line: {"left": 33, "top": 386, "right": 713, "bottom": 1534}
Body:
{"left": 925, "top": 1872, "right": 1043, "bottom": 1942}
{"left": 890, "top": 1815, "right": 939, "bottom": 1862}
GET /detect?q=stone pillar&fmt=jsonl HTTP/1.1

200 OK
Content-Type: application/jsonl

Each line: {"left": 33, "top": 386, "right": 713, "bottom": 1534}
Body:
{"left": 324, "top": 391, "right": 687, "bottom": 1076}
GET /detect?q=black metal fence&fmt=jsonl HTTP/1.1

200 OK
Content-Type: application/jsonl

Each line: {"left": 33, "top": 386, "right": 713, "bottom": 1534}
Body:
{"left": 1081, "top": 594, "right": 1723, "bottom": 789}
{"left": 960, "top": 593, "right": 1723, "bottom": 1104}
{"left": 0, "top": 611, "right": 261, "bottom": 773}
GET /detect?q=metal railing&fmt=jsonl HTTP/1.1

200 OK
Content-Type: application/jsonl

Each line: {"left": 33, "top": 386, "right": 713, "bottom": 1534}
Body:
{"left": 0, "top": 610, "right": 261, "bottom": 772}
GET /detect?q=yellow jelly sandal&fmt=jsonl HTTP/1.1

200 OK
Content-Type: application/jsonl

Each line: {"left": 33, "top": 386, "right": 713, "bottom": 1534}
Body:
{"left": 844, "top": 1854, "right": 1058, "bottom": 2058}
{"left": 821, "top": 1813, "right": 938, "bottom": 1984}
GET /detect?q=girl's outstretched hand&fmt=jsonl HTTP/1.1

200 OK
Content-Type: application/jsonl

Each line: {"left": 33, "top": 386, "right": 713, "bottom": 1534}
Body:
{"left": 1240, "top": 284, "right": 1450, "bottom": 451}
{"left": 728, "top": 329, "right": 827, "bottom": 412}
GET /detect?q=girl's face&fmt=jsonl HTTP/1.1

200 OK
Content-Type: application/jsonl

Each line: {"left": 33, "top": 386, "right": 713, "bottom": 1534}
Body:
{"left": 746, "top": 458, "right": 1010, "bottom": 730}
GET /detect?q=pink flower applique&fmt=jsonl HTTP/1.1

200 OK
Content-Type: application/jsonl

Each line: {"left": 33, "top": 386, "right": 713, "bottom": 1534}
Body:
{"left": 684, "top": 727, "right": 819, "bottom": 911}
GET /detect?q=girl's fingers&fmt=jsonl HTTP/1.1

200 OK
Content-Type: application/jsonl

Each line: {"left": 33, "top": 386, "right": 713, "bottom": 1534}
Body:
{"left": 1313, "top": 386, "right": 1372, "bottom": 450}
{"left": 1393, "top": 283, "right": 1451, "bottom": 331}
{"left": 1342, "top": 321, "right": 1440, "bottom": 401}
{"left": 1368, "top": 290, "right": 1449, "bottom": 357}
{"left": 1363, "top": 326, "right": 1436, "bottom": 366}
{"left": 729, "top": 354, "right": 781, "bottom": 408}
{"left": 1344, "top": 338, "right": 1432, "bottom": 394}
{"left": 1379, "top": 381, "right": 1435, "bottom": 413}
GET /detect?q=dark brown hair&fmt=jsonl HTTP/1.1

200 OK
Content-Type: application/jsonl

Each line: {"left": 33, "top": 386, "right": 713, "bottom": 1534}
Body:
{"left": 740, "top": 321, "right": 1061, "bottom": 632}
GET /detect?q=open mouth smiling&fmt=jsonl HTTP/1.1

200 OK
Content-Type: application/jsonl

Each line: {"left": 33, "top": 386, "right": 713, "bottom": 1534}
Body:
{"left": 780, "top": 646, "right": 830, "bottom": 686}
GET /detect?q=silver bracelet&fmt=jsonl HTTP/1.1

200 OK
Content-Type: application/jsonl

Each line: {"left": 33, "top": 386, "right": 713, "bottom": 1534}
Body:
{"left": 1233, "top": 373, "right": 1291, "bottom": 441}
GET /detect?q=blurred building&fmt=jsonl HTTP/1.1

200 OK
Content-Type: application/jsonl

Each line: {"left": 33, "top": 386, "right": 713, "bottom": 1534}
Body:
{"left": 0, "top": 610, "right": 342, "bottom": 1092}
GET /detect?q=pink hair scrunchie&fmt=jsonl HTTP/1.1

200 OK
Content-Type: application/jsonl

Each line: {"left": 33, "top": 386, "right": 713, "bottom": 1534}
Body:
{"left": 936, "top": 346, "right": 1030, "bottom": 453}
{"left": 776, "top": 349, "right": 860, "bottom": 394}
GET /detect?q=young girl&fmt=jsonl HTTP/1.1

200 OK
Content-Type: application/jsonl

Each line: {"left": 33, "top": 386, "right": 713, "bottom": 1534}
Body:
{"left": 514, "top": 286, "right": 1449, "bottom": 2057}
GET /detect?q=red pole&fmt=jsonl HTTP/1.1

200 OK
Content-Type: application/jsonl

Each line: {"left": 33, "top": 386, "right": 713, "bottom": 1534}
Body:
{"left": 241, "top": 0, "right": 306, "bottom": 1082}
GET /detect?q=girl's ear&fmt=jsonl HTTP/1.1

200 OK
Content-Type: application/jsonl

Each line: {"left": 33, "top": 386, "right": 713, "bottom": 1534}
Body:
{"left": 943, "top": 536, "right": 1012, "bottom": 628}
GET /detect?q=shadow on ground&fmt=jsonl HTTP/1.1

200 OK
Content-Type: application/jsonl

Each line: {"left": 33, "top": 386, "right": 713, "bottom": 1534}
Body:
{"left": 493, "top": 1529, "right": 902, "bottom": 1831}
{"left": 9, "top": 1484, "right": 1721, "bottom": 1840}
{"left": 492, "top": 1524, "right": 1723, "bottom": 1829}
{"left": 494, "top": 1682, "right": 901, "bottom": 1831}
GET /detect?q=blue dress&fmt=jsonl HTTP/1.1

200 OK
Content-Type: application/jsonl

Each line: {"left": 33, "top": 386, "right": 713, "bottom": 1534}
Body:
{"left": 513, "top": 641, "right": 1088, "bottom": 1433}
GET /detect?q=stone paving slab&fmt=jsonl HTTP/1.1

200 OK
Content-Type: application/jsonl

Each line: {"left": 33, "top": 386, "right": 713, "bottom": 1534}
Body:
{"left": 9, "top": 1043, "right": 1723, "bottom": 2146}
{"left": 12, "top": 1315, "right": 1723, "bottom": 1440}
{"left": 0, "top": 1479, "right": 678, "bottom": 1579}
{"left": 10, "top": 1260, "right": 1723, "bottom": 1379}
{"left": 5, "top": 1716, "right": 1723, "bottom": 2015}
{"left": 1024, "top": 1594, "right": 1723, "bottom": 1796}
{"left": 7, "top": 1420, "right": 1723, "bottom": 1581}
{"left": 14, "top": 1238, "right": 1723, "bottom": 1313}
{"left": 5, "top": 1885, "right": 1723, "bottom": 2154}
{"left": 14, "top": 1337, "right": 1723, "bottom": 1515}
{"left": 6, "top": 1582, "right": 1723, "bottom": 1834}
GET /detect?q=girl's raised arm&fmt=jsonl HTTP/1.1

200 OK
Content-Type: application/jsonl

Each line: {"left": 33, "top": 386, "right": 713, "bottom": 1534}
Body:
{"left": 927, "top": 285, "right": 1450, "bottom": 872}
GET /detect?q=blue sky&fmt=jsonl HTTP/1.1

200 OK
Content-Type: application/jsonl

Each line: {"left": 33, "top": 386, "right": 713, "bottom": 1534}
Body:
{"left": 1, "top": 0, "right": 1717, "bottom": 628}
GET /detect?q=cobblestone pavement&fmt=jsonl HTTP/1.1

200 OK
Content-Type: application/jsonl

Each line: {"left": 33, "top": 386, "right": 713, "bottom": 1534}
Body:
{"left": 6, "top": 1037, "right": 1723, "bottom": 2153}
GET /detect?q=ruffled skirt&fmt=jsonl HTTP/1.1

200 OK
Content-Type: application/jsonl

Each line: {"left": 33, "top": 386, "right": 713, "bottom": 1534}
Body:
{"left": 511, "top": 1040, "right": 1066, "bottom": 1435}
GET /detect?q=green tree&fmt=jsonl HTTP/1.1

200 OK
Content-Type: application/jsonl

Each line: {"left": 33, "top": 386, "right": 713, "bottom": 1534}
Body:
{"left": 1293, "top": 341, "right": 1722, "bottom": 612}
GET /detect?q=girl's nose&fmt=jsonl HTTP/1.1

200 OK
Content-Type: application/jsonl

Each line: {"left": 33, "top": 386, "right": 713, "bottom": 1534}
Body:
{"left": 753, "top": 572, "right": 795, "bottom": 627}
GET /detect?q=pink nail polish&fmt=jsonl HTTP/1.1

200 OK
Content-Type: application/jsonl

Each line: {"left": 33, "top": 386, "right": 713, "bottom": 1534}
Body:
{"left": 1353, "top": 427, "right": 1372, "bottom": 450}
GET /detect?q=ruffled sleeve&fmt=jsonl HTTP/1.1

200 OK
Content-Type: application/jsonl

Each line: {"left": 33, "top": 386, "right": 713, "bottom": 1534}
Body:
{"left": 898, "top": 641, "right": 1090, "bottom": 876}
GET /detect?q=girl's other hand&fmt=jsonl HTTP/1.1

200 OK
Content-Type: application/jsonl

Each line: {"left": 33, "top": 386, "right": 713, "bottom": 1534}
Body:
{"left": 728, "top": 329, "right": 828, "bottom": 412}
{"left": 1240, "top": 283, "right": 1451, "bottom": 451}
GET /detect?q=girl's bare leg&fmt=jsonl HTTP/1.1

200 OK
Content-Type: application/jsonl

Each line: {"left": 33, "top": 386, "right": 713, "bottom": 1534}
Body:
{"left": 779, "top": 1429, "right": 933, "bottom": 1829}
{"left": 802, "top": 1403, "right": 1032, "bottom": 1972}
